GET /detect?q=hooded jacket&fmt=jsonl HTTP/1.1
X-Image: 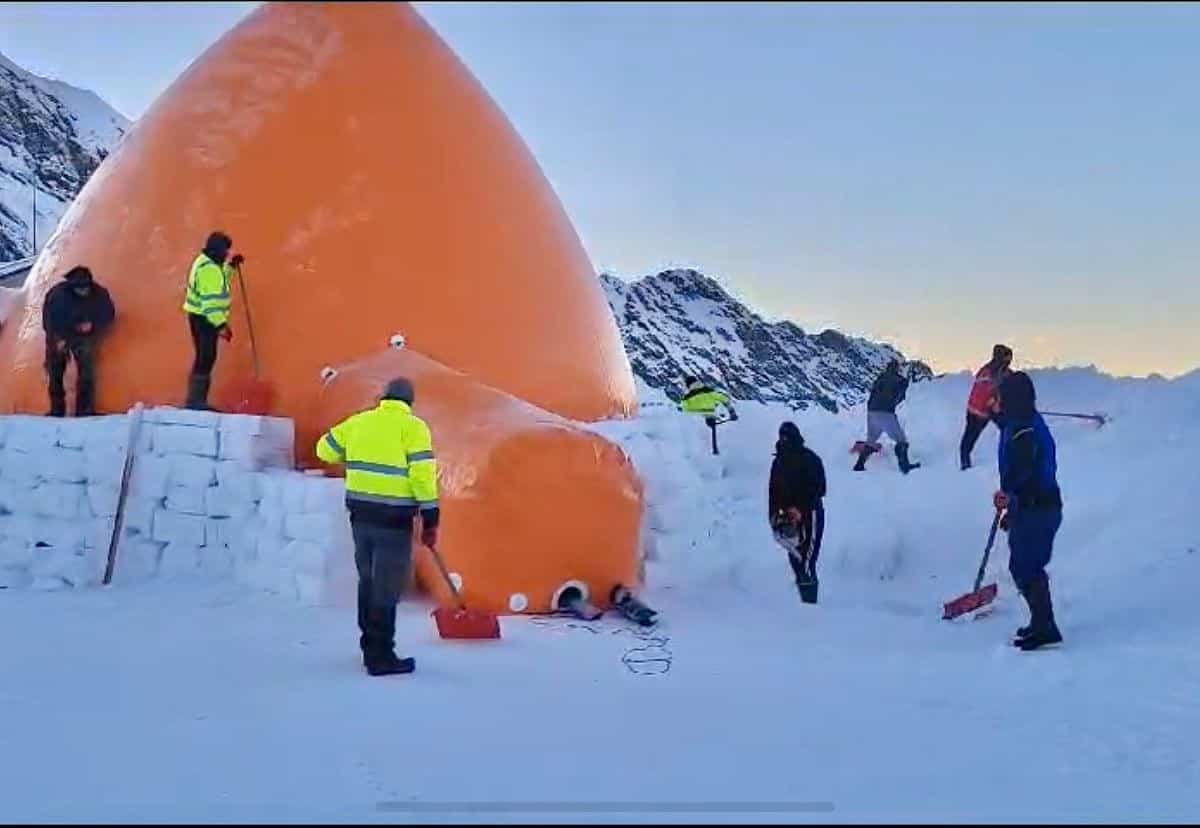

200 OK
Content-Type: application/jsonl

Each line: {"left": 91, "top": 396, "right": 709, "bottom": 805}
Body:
{"left": 768, "top": 425, "right": 826, "bottom": 517}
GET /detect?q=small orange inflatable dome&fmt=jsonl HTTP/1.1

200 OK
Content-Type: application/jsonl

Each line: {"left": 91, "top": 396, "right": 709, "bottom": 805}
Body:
{"left": 0, "top": 1, "right": 644, "bottom": 613}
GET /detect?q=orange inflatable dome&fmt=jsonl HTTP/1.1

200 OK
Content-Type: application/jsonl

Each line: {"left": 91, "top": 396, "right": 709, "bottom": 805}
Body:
{"left": 0, "top": 1, "right": 644, "bottom": 614}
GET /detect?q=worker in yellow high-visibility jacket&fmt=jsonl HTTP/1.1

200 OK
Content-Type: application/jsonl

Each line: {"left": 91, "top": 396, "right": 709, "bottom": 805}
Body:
{"left": 315, "top": 377, "right": 440, "bottom": 677}
{"left": 181, "top": 231, "right": 243, "bottom": 410}
{"left": 679, "top": 374, "right": 738, "bottom": 455}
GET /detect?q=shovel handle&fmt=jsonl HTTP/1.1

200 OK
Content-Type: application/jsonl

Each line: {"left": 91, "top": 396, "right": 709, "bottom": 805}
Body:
{"left": 973, "top": 509, "right": 1003, "bottom": 592}
{"left": 426, "top": 540, "right": 467, "bottom": 611}
{"left": 234, "top": 263, "right": 261, "bottom": 379}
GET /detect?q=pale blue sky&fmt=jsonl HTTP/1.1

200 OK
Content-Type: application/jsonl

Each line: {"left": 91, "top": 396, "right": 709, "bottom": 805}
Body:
{"left": 3, "top": 2, "right": 1197, "bottom": 376}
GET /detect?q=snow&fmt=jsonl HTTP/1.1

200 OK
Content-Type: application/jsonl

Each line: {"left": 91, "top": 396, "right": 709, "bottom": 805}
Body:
{"left": 1, "top": 368, "right": 1199, "bottom": 821}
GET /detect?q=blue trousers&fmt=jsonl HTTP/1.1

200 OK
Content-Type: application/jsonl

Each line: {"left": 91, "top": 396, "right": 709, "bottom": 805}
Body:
{"left": 1007, "top": 507, "right": 1062, "bottom": 591}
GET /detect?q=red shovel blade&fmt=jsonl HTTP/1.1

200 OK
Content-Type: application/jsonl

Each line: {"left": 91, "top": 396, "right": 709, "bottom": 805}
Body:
{"left": 431, "top": 606, "right": 501, "bottom": 640}
{"left": 942, "top": 582, "right": 998, "bottom": 620}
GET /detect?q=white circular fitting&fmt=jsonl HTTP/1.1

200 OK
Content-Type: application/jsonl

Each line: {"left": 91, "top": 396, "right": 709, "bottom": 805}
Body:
{"left": 551, "top": 579, "right": 590, "bottom": 611}
{"left": 449, "top": 572, "right": 463, "bottom": 591}
{"left": 389, "top": 332, "right": 407, "bottom": 350}
{"left": 319, "top": 366, "right": 338, "bottom": 383}
{"left": 508, "top": 593, "right": 529, "bottom": 613}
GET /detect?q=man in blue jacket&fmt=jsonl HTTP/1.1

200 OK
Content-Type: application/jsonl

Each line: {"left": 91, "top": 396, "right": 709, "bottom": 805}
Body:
{"left": 994, "top": 371, "right": 1064, "bottom": 651}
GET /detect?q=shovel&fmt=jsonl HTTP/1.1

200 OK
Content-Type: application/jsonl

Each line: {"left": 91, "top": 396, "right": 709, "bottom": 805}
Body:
{"left": 227, "top": 262, "right": 274, "bottom": 415}
{"left": 427, "top": 541, "right": 501, "bottom": 640}
{"left": 942, "top": 509, "right": 1002, "bottom": 620}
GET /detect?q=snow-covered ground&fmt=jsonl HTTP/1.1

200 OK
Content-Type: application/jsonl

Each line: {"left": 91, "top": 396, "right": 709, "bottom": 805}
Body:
{"left": 2, "top": 367, "right": 1199, "bottom": 822}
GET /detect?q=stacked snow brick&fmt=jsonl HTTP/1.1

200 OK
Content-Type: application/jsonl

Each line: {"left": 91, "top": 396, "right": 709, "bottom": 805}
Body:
{"left": 0, "top": 407, "right": 356, "bottom": 605}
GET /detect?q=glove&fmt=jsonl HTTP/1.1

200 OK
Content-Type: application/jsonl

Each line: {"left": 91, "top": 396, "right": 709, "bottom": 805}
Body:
{"left": 999, "top": 513, "right": 1010, "bottom": 533}
{"left": 219, "top": 325, "right": 233, "bottom": 342}
{"left": 993, "top": 490, "right": 1009, "bottom": 511}
{"left": 52, "top": 338, "right": 68, "bottom": 353}
{"left": 230, "top": 253, "right": 245, "bottom": 268}
{"left": 75, "top": 321, "right": 93, "bottom": 334}
{"left": 421, "top": 524, "right": 438, "bottom": 549}
{"left": 785, "top": 507, "right": 805, "bottom": 523}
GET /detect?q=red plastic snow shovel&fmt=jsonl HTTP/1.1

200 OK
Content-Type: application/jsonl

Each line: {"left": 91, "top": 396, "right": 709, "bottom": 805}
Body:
{"left": 942, "top": 509, "right": 1002, "bottom": 620}
{"left": 850, "top": 440, "right": 886, "bottom": 456}
{"left": 427, "top": 542, "right": 501, "bottom": 640}
{"left": 227, "top": 262, "right": 275, "bottom": 415}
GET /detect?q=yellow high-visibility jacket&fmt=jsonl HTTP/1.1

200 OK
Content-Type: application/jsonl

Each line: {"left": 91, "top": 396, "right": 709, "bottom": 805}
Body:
{"left": 680, "top": 384, "right": 732, "bottom": 416}
{"left": 182, "top": 253, "right": 233, "bottom": 328}
{"left": 315, "top": 399, "right": 440, "bottom": 527}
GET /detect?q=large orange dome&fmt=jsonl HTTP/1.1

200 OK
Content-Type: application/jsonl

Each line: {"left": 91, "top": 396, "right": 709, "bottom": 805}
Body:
{"left": 0, "top": 1, "right": 645, "bottom": 613}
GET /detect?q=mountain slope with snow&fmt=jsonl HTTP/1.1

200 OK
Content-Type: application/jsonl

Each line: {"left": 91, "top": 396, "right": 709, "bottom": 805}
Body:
{"left": 2, "top": 367, "right": 1198, "bottom": 821}
{"left": 0, "top": 51, "right": 129, "bottom": 260}
{"left": 602, "top": 268, "right": 933, "bottom": 413}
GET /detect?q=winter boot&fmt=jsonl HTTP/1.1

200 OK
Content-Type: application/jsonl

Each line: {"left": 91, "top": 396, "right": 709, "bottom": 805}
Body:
{"left": 185, "top": 373, "right": 214, "bottom": 411}
{"left": 1016, "top": 575, "right": 1062, "bottom": 651}
{"left": 365, "top": 652, "right": 416, "bottom": 676}
{"left": 47, "top": 393, "right": 66, "bottom": 418}
{"left": 896, "top": 442, "right": 921, "bottom": 474}
{"left": 852, "top": 443, "right": 876, "bottom": 471}
{"left": 798, "top": 578, "right": 819, "bottom": 605}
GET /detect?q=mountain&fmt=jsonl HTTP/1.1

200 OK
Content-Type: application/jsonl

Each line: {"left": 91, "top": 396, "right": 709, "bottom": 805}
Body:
{"left": 0, "top": 51, "right": 129, "bottom": 261}
{"left": 601, "top": 268, "right": 932, "bottom": 412}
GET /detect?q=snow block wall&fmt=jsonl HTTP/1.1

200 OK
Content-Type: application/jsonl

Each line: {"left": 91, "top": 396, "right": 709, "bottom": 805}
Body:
{"left": 0, "top": 408, "right": 356, "bottom": 604}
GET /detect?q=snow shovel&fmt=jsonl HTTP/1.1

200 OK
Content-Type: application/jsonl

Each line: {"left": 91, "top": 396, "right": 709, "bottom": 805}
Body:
{"left": 942, "top": 509, "right": 1002, "bottom": 620}
{"left": 427, "top": 542, "right": 501, "bottom": 640}
{"left": 1042, "top": 410, "right": 1108, "bottom": 427}
{"left": 227, "top": 262, "right": 274, "bottom": 415}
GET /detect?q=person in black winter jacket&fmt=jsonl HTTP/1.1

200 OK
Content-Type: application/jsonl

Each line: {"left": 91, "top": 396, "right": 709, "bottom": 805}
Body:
{"left": 769, "top": 422, "right": 826, "bottom": 604}
{"left": 854, "top": 359, "right": 920, "bottom": 474}
{"left": 41, "top": 266, "right": 115, "bottom": 416}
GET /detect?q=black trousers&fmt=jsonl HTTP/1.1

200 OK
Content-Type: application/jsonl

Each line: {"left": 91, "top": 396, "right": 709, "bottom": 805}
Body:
{"left": 188, "top": 313, "right": 220, "bottom": 377}
{"left": 960, "top": 413, "right": 996, "bottom": 466}
{"left": 45, "top": 336, "right": 97, "bottom": 415}
{"left": 351, "top": 522, "right": 414, "bottom": 661}
{"left": 785, "top": 504, "right": 825, "bottom": 587}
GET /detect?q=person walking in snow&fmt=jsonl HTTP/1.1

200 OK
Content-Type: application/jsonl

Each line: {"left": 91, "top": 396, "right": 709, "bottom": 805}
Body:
{"left": 182, "top": 231, "right": 244, "bottom": 410}
{"left": 679, "top": 374, "right": 738, "bottom": 455}
{"left": 42, "top": 266, "right": 115, "bottom": 417}
{"left": 769, "top": 422, "right": 826, "bottom": 604}
{"left": 854, "top": 359, "right": 920, "bottom": 473}
{"left": 315, "top": 377, "right": 441, "bottom": 676}
{"left": 994, "top": 371, "right": 1064, "bottom": 651}
{"left": 960, "top": 344, "right": 1013, "bottom": 470}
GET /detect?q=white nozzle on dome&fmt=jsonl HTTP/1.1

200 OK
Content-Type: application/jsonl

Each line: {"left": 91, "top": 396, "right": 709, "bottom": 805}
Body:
{"left": 389, "top": 333, "right": 407, "bottom": 350}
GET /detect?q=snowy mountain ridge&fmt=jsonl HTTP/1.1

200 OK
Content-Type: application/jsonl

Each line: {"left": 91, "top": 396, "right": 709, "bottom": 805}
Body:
{"left": 601, "top": 268, "right": 933, "bottom": 412}
{"left": 0, "top": 50, "right": 129, "bottom": 260}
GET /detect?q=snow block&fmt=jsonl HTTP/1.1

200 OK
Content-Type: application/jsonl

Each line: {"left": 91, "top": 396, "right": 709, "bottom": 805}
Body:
{"left": 129, "top": 455, "right": 170, "bottom": 500}
{"left": 111, "top": 539, "right": 162, "bottom": 584}
{"left": 0, "top": 566, "right": 33, "bottom": 589}
{"left": 84, "top": 444, "right": 127, "bottom": 486}
{"left": 294, "top": 573, "right": 325, "bottom": 605}
{"left": 55, "top": 419, "right": 91, "bottom": 449}
{"left": 152, "top": 509, "right": 207, "bottom": 547}
{"left": 283, "top": 539, "right": 327, "bottom": 576}
{"left": 301, "top": 476, "right": 347, "bottom": 514}
{"left": 148, "top": 406, "right": 222, "bottom": 429}
{"left": 5, "top": 417, "right": 59, "bottom": 454}
{"left": 32, "top": 519, "right": 85, "bottom": 552}
{"left": 82, "top": 415, "right": 131, "bottom": 455}
{"left": 215, "top": 461, "right": 261, "bottom": 503}
{"left": 86, "top": 483, "right": 121, "bottom": 518}
{"left": 33, "top": 483, "right": 86, "bottom": 520}
{"left": 0, "top": 537, "right": 32, "bottom": 568}
{"left": 154, "top": 424, "right": 218, "bottom": 458}
{"left": 283, "top": 512, "right": 338, "bottom": 544}
{"left": 165, "top": 484, "right": 209, "bottom": 516}
{"left": 41, "top": 447, "right": 87, "bottom": 483}
{"left": 205, "top": 486, "right": 255, "bottom": 519}
{"left": 1, "top": 447, "right": 42, "bottom": 486}
{"left": 258, "top": 501, "right": 286, "bottom": 538}
{"left": 3, "top": 515, "right": 38, "bottom": 546}
{"left": 159, "top": 543, "right": 202, "bottom": 578}
{"left": 168, "top": 454, "right": 217, "bottom": 489}
{"left": 198, "top": 544, "right": 234, "bottom": 579}
{"left": 121, "top": 496, "right": 158, "bottom": 537}
{"left": 84, "top": 517, "right": 116, "bottom": 552}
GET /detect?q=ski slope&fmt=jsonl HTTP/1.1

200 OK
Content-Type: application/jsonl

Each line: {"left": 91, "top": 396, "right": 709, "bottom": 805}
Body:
{"left": 2, "top": 367, "right": 1199, "bottom": 822}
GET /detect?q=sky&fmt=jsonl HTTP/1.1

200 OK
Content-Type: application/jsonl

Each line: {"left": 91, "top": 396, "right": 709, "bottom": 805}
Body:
{"left": 2, "top": 2, "right": 1197, "bottom": 377}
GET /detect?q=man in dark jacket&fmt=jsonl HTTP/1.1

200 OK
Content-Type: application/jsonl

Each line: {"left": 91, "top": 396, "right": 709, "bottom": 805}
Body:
{"left": 769, "top": 422, "right": 826, "bottom": 604}
{"left": 960, "top": 344, "right": 1013, "bottom": 470}
{"left": 854, "top": 359, "right": 920, "bottom": 474}
{"left": 995, "top": 371, "right": 1064, "bottom": 651}
{"left": 41, "top": 266, "right": 116, "bottom": 416}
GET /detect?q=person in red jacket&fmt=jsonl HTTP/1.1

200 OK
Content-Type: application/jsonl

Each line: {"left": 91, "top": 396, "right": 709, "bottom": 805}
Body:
{"left": 960, "top": 344, "right": 1012, "bottom": 469}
